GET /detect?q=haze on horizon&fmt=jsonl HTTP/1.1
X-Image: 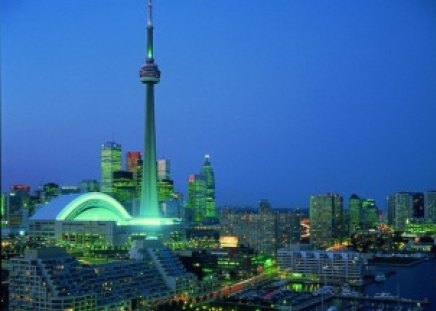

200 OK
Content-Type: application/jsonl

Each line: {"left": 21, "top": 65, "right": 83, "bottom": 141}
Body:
{"left": 2, "top": 0, "right": 436, "bottom": 209}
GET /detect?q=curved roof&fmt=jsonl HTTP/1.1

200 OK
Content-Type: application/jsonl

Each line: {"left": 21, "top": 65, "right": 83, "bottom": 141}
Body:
{"left": 31, "top": 192, "right": 132, "bottom": 224}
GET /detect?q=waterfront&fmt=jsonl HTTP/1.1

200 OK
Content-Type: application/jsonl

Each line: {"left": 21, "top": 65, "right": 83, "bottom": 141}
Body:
{"left": 364, "top": 258, "right": 436, "bottom": 311}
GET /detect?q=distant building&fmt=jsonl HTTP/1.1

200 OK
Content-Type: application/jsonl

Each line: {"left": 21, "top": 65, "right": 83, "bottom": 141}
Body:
{"left": 361, "top": 198, "right": 379, "bottom": 228}
{"left": 388, "top": 191, "right": 425, "bottom": 231}
{"left": 100, "top": 141, "right": 122, "bottom": 195}
{"left": 310, "top": 193, "right": 344, "bottom": 248}
{"left": 349, "top": 195, "right": 379, "bottom": 232}
{"left": 277, "top": 209, "right": 303, "bottom": 246}
{"left": 60, "top": 185, "right": 81, "bottom": 195}
{"left": 187, "top": 174, "right": 206, "bottom": 223}
{"left": 158, "top": 179, "right": 174, "bottom": 203}
{"left": 126, "top": 151, "right": 142, "bottom": 197}
{"left": 40, "top": 183, "right": 60, "bottom": 203}
{"left": 424, "top": 191, "right": 436, "bottom": 221}
{"left": 7, "top": 185, "right": 31, "bottom": 228}
{"left": 220, "top": 207, "right": 275, "bottom": 256}
{"left": 348, "top": 194, "right": 361, "bottom": 232}
{"left": 112, "top": 170, "right": 136, "bottom": 203}
{"left": 180, "top": 247, "right": 257, "bottom": 281}
{"left": 220, "top": 204, "right": 305, "bottom": 257}
{"left": 79, "top": 179, "right": 100, "bottom": 192}
{"left": 412, "top": 192, "right": 425, "bottom": 219}
{"left": 277, "top": 248, "right": 364, "bottom": 283}
{"left": 202, "top": 155, "right": 216, "bottom": 218}
{"left": 1, "top": 193, "right": 7, "bottom": 227}
{"left": 157, "top": 158, "right": 171, "bottom": 180}
{"left": 187, "top": 155, "right": 217, "bottom": 223}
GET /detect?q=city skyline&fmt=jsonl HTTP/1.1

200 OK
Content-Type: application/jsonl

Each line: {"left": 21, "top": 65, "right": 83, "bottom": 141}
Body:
{"left": 2, "top": 0, "right": 436, "bottom": 209}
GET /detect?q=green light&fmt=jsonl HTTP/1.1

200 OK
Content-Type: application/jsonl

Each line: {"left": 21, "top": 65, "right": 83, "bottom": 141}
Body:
{"left": 291, "top": 283, "right": 303, "bottom": 292}
{"left": 264, "top": 258, "right": 273, "bottom": 268}
{"left": 57, "top": 192, "right": 131, "bottom": 225}
{"left": 291, "top": 273, "right": 303, "bottom": 278}
{"left": 54, "top": 192, "right": 182, "bottom": 228}
{"left": 128, "top": 217, "right": 181, "bottom": 226}
{"left": 147, "top": 49, "right": 153, "bottom": 59}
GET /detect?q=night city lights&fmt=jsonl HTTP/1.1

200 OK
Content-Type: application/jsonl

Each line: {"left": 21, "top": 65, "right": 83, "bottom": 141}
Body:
{"left": 2, "top": 1, "right": 436, "bottom": 311}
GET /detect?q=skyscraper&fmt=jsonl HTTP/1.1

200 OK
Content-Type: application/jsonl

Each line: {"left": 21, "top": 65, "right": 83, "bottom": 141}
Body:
{"left": 126, "top": 151, "right": 143, "bottom": 197}
{"left": 157, "top": 159, "right": 171, "bottom": 180}
{"left": 201, "top": 155, "right": 216, "bottom": 218}
{"left": 309, "top": 193, "right": 343, "bottom": 248}
{"left": 187, "top": 174, "right": 206, "bottom": 223}
{"left": 411, "top": 192, "right": 424, "bottom": 218}
{"left": 348, "top": 194, "right": 361, "bottom": 232}
{"left": 424, "top": 190, "right": 436, "bottom": 221}
{"left": 186, "top": 155, "right": 217, "bottom": 223}
{"left": 139, "top": 0, "right": 160, "bottom": 218}
{"left": 112, "top": 171, "right": 136, "bottom": 203}
{"left": 387, "top": 192, "right": 413, "bottom": 231}
{"left": 361, "top": 198, "right": 379, "bottom": 228}
{"left": 8, "top": 185, "right": 31, "bottom": 227}
{"left": 100, "top": 141, "right": 122, "bottom": 195}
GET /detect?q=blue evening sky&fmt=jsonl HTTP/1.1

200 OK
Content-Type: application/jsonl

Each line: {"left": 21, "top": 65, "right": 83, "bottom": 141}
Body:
{"left": 2, "top": 0, "right": 436, "bottom": 209}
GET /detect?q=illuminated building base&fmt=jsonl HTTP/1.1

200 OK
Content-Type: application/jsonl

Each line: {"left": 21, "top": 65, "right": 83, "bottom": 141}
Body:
{"left": 126, "top": 217, "right": 181, "bottom": 227}
{"left": 29, "top": 193, "right": 185, "bottom": 247}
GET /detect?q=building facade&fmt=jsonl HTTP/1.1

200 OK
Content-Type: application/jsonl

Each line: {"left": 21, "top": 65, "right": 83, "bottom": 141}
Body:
{"left": 126, "top": 151, "right": 143, "bottom": 197}
{"left": 9, "top": 247, "right": 176, "bottom": 311}
{"left": 309, "top": 193, "right": 344, "bottom": 248}
{"left": 187, "top": 155, "right": 217, "bottom": 223}
{"left": 100, "top": 141, "right": 122, "bottom": 195}
{"left": 424, "top": 191, "right": 436, "bottom": 221}
{"left": 201, "top": 155, "right": 216, "bottom": 218}
{"left": 277, "top": 248, "right": 364, "bottom": 283}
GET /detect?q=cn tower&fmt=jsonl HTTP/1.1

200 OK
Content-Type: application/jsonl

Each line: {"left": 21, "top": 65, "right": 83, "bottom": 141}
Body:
{"left": 139, "top": 0, "right": 160, "bottom": 218}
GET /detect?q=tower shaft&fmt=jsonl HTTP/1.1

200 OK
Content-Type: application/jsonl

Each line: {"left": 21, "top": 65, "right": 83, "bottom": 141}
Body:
{"left": 140, "top": 85, "right": 159, "bottom": 217}
{"left": 139, "top": 0, "right": 160, "bottom": 218}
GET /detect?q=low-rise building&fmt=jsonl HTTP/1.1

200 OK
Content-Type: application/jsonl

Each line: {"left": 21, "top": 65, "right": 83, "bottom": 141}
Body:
{"left": 277, "top": 248, "right": 364, "bottom": 283}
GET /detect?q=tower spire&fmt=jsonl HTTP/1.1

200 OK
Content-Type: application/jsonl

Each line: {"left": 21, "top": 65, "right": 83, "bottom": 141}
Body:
{"left": 146, "top": 0, "right": 154, "bottom": 61}
{"left": 147, "top": 0, "right": 153, "bottom": 27}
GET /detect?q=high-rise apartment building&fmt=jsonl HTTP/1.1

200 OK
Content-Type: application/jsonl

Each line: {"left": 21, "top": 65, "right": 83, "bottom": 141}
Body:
{"left": 424, "top": 190, "right": 436, "bottom": 221}
{"left": 361, "top": 198, "right": 379, "bottom": 228}
{"left": 309, "top": 193, "right": 343, "bottom": 248}
{"left": 348, "top": 194, "right": 361, "bottom": 232}
{"left": 411, "top": 192, "right": 425, "bottom": 218}
{"left": 388, "top": 192, "right": 427, "bottom": 231}
{"left": 220, "top": 205, "right": 305, "bottom": 257}
{"left": 387, "top": 192, "right": 413, "bottom": 231}
{"left": 100, "top": 141, "right": 122, "bottom": 195}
